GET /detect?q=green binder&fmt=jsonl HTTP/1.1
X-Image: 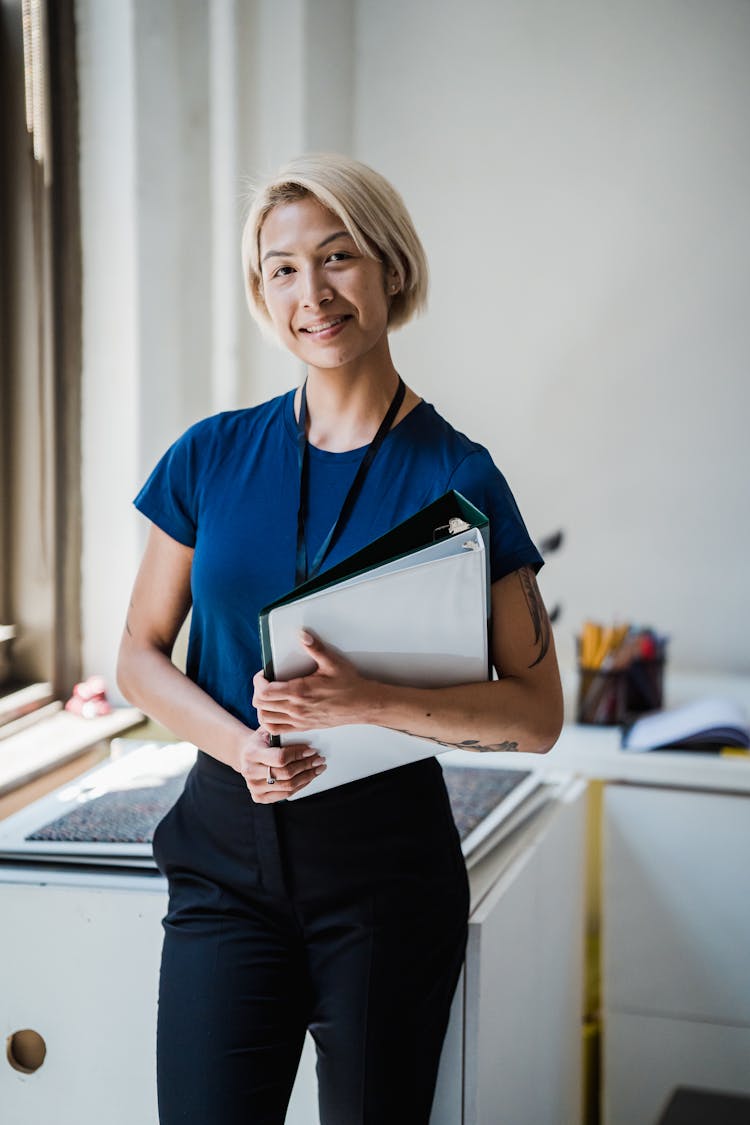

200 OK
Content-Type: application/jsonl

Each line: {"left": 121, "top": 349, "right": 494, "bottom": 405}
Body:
{"left": 259, "top": 489, "right": 490, "bottom": 681}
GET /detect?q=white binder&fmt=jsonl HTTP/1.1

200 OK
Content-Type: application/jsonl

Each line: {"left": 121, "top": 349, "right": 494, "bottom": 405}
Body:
{"left": 259, "top": 491, "right": 491, "bottom": 799}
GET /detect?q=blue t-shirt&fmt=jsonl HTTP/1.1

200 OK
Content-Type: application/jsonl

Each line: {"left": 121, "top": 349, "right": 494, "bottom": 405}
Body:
{"left": 134, "top": 390, "right": 543, "bottom": 730}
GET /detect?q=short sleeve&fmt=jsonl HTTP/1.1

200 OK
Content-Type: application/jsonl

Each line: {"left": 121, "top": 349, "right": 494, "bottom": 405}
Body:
{"left": 448, "top": 450, "right": 544, "bottom": 583}
{"left": 133, "top": 427, "right": 201, "bottom": 547}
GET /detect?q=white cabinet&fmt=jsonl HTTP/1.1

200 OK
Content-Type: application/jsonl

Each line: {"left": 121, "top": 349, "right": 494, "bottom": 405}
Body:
{"left": 601, "top": 783, "right": 750, "bottom": 1125}
{"left": 460, "top": 778, "right": 586, "bottom": 1125}
{"left": 1, "top": 870, "right": 166, "bottom": 1125}
{"left": 1, "top": 778, "right": 587, "bottom": 1125}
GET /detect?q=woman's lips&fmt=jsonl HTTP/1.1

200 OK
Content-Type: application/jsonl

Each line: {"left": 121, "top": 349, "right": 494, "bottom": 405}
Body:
{"left": 299, "top": 315, "right": 351, "bottom": 339}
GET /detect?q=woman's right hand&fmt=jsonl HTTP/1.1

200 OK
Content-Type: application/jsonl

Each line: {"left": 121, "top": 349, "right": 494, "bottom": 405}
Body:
{"left": 237, "top": 728, "right": 326, "bottom": 803}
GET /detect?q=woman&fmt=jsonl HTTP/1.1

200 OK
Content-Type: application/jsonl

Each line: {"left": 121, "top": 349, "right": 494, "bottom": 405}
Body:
{"left": 117, "top": 153, "right": 563, "bottom": 1125}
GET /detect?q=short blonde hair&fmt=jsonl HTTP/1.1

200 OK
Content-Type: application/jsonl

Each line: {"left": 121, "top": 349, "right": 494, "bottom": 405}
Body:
{"left": 241, "top": 153, "right": 429, "bottom": 337}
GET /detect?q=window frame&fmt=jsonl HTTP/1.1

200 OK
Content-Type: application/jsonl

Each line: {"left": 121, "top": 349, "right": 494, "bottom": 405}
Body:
{"left": 0, "top": 0, "right": 82, "bottom": 706}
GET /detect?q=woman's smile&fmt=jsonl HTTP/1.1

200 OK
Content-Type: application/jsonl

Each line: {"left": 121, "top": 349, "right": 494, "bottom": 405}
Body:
{"left": 298, "top": 314, "right": 352, "bottom": 338}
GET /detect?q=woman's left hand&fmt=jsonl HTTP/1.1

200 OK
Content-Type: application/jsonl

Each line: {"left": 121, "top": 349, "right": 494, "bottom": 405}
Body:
{"left": 253, "top": 630, "right": 378, "bottom": 733}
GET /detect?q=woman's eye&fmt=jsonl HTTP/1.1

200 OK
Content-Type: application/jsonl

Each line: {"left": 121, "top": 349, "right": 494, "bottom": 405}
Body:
{"left": 271, "top": 265, "right": 294, "bottom": 278}
{"left": 327, "top": 252, "right": 351, "bottom": 263}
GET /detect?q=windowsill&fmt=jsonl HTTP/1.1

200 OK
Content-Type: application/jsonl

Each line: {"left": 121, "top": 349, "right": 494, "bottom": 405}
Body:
{"left": 0, "top": 706, "right": 146, "bottom": 807}
{"left": 0, "top": 681, "right": 56, "bottom": 727}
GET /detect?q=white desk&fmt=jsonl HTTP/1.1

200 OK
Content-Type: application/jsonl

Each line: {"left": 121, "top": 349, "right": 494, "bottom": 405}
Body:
{"left": 508, "top": 720, "right": 750, "bottom": 793}
{"left": 0, "top": 771, "right": 587, "bottom": 1125}
{"left": 3, "top": 668, "right": 748, "bottom": 1124}
{"left": 486, "top": 669, "right": 750, "bottom": 1125}
{"left": 442, "top": 667, "right": 750, "bottom": 796}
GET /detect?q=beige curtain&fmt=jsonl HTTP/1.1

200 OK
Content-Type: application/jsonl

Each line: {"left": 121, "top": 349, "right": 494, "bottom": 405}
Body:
{"left": 0, "top": 0, "right": 81, "bottom": 697}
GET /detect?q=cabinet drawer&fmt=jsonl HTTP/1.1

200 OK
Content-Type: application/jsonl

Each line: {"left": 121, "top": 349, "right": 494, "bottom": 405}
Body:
{"left": 603, "top": 784, "right": 750, "bottom": 1024}
{"left": 603, "top": 1009, "right": 750, "bottom": 1125}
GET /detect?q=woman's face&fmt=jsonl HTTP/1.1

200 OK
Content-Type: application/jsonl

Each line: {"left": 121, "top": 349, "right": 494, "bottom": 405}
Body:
{"left": 258, "top": 195, "right": 396, "bottom": 371}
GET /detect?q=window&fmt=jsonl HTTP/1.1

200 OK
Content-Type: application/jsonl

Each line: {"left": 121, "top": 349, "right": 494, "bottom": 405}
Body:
{"left": 0, "top": 0, "right": 81, "bottom": 720}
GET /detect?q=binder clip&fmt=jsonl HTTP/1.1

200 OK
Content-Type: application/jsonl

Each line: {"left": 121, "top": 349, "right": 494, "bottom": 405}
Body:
{"left": 433, "top": 517, "right": 472, "bottom": 540}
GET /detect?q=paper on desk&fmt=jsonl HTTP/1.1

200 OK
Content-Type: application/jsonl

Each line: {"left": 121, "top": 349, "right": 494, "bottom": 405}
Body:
{"left": 621, "top": 697, "right": 750, "bottom": 752}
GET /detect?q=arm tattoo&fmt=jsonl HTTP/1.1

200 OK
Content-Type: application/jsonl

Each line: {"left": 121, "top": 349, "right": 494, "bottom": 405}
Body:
{"left": 390, "top": 728, "right": 519, "bottom": 753}
{"left": 517, "top": 566, "right": 551, "bottom": 669}
{"left": 453, "top": 738, "right": 520, "bottom": 753}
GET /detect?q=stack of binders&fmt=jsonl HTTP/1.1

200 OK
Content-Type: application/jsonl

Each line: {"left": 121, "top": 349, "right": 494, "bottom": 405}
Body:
{"left": 259, "top": 490, "right": 492, "bottom": 799}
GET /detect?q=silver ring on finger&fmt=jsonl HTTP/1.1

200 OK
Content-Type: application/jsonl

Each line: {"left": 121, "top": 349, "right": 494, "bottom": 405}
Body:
{"left": 266, "top": 765, "right": 276, "bottom": 786}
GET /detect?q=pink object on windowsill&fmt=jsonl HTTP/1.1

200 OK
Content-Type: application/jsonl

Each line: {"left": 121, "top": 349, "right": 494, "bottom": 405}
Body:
{"left": 64, "top": 675, "right": 113, "bottom": 718}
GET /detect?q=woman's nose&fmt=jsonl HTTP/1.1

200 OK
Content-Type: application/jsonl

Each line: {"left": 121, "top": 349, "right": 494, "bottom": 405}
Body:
{"left": 300, "top": 267, "right": 333, "bottom": 308}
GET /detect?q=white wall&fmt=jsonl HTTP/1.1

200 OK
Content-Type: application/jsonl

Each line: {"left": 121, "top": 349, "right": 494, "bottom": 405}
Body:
{"left": 77, "top": 0, "right": 750, "bottom": 701}
{"left": 354, "top": 0, "right": 750, "bottom": 676}
{"left": 77, "top": 0, "right": 357, "bottom": 695}
{"left": 77, "top": 0, "right": 141, "bottom": 694}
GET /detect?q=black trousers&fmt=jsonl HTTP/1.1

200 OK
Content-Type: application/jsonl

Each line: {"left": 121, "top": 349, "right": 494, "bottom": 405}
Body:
{"left": 152, "top": 751, "right": 470, "bottom": 1125}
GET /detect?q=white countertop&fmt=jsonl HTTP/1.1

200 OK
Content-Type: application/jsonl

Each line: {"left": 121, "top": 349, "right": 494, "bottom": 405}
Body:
{"left": 442, "top": 667, "right": 750, "bottom": 795}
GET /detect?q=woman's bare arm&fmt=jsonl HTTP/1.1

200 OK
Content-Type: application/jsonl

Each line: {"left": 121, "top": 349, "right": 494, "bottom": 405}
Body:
{"left": 117, "top": 524, "right": 324, "bottom": 799}
{"left": 254, "top": 565, "right": 564, "bottom": 754}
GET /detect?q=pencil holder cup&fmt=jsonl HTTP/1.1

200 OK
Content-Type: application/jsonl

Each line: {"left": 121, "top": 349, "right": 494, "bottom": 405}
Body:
{"left": 575, "top": 667, "right": 628, "bottom": 725}
{"left": 624, "top": 657, "right": 665, "bottom": 715}
{"left": 576, "top": 625, "right": 668, "bottom": 725}
{"left": 576, "top": 656, "right": 666, "bottom": 725}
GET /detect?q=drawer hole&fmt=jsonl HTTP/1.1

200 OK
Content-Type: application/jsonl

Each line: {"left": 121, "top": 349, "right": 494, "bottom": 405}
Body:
{"left": 6, "top": 1029, "right": 46, "bottom": 1074}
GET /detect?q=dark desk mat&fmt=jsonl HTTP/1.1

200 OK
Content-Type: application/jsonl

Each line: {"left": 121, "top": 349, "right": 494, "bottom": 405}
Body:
{"left": 26, "top": 765, "right": 532, "bottom": 846}
{"left": 26, "top": 776, "right": 188, "bottom": 844}
{"left": 442, "top": 766, "right": 533, "bottom": 841}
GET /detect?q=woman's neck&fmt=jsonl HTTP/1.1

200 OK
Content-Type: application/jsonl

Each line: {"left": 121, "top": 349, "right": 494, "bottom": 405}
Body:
{"left": 297, "top": 361, "right": 419, "bottom": 453}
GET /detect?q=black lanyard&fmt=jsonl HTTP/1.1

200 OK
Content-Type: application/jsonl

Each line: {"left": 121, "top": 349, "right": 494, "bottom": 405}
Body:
{"left": 295, "top": 376, "right": 406, "bottom": 586}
